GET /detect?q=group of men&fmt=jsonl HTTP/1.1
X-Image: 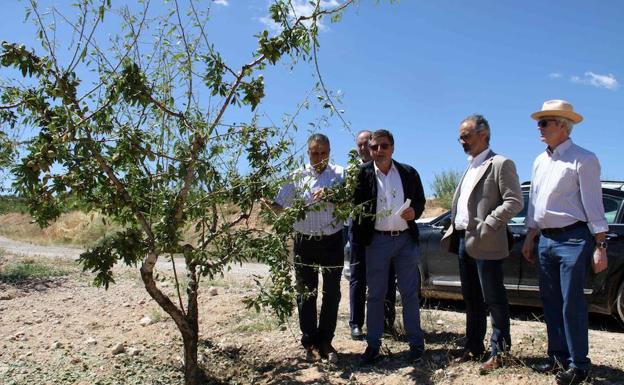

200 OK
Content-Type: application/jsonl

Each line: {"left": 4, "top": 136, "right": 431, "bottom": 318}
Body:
{"left": 273, "top": 99, "right": 608, "bottom": 385}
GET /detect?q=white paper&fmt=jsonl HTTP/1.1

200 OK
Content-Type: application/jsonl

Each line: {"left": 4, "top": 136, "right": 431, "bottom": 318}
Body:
{"left": 393, "top": 198, "right": 411, "bottom": 217}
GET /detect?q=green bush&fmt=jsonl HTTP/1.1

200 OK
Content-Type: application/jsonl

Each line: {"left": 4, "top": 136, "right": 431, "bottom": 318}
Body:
{"left": 431, "top": 170, "right": 462, "bottom": 209}
{"left": 0, "top": 195, "right": 28, "bottom": 214}
{"left": 0, "top": 259, "right": 70, "bottom": 283}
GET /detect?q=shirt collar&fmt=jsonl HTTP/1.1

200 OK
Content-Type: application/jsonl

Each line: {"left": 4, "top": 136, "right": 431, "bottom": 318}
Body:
{"left": 374, "top": 160, "right": 398, "bottom": 177}
{"left": 467, "top": 148, "right": 490, "bottom": 167}
{"left": 546, "top": 138, "right": 573, "bottom": 157}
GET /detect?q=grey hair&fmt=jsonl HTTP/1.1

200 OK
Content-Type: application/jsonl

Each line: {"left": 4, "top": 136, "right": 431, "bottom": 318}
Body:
{"left": 307, "top": 133, "right": 330, "bottom": 147}
{"left": 461, "top": 114, "right": 490, "bottom": 144}
{"left": 556, "top": 117, "right": 574, "bottom": 135}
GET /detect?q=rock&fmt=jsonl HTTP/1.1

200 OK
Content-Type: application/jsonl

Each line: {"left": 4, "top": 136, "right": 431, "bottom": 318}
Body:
{"left": 70, "top": 357, "right": 82, "bottom": 364}
{"left": 208, "top": 287, "right": 218, "bottom": 296}
{"left": 122, "top": 303, "right": 130, "bottom": 308}
{"left": 51, "top": 341, "right": 63, "bottom": 349}
{"left": 0, "top": 290, "right": 16, "bottom": 300}
{"left": 35, "top": 284, "right": 47, "bottom": 291}
{"left": 85, "top": 337, "right": 97, "bottom": 345}
{"left": 139, "top": 316, "right": 153, "bottom": 326}
{"left": 436, "top": 319, "right": 445, "bottom": 325}
{"left": 434, "top": 368, "right": 444, "bottom": 376}
{"left": 138, "top": 299, "right": 146, "bottom": 305}
{"left": 127, "top": 347, "right": 141, "bottom": 356}
{"left": 111, "top": 343, "right": 125, "bottom": 355}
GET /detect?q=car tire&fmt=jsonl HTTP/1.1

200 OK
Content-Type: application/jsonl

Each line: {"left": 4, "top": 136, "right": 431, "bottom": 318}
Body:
{"left": 616, "top": 280, "right": 624, "bottom": 326}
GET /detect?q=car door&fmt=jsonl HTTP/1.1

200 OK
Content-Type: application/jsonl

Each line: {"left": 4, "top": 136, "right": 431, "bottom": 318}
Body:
{"left": 420, "top": 213, "right": 462, "bottom": 290}
{"left": 517, "top": 189, "right": 624, "bottom": 304}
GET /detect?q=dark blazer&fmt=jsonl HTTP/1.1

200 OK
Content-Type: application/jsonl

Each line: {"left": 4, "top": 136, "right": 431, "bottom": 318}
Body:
{"left": 352, "top": 160, "right": 426, "bottom": 246}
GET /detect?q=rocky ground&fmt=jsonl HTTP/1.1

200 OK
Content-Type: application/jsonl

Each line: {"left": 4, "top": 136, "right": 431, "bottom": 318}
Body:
{"left": 1, "top": 238, "right": 624, "bottom": 385}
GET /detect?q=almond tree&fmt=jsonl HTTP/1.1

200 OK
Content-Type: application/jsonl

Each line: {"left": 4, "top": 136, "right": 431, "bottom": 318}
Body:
{"left": 0, "top": 1, "right": 358, "bottom": 383}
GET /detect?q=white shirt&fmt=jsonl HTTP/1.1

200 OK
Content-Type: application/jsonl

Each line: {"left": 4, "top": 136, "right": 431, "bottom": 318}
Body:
{"left": 455, "top": 148, "right": 491, "bottom": 230}
{"left": 275, "top": 163, "right": 345, "bottom": 236}
{"left": 374, "top": 162, "right": 409, "bottom": 231}
{"left": 525, "top": 139, "right": 607, "bottom": 234}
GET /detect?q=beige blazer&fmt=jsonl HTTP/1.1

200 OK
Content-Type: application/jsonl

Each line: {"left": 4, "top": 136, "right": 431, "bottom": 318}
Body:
{"left": 441, "top": 150, "right": 523, "bottom": 260}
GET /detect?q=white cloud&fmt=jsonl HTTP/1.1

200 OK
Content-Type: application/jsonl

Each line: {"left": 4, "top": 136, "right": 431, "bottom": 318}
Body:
{"left": 570, "top": 71, "right": 619, "bottom": 90}
{"left": 548, "top": 72, "right": 562, "bottom": 79}
{"left": 214, "top": 0, "right": 229, "bottom": 6}
{"left": 258, "top": 0, "right": 342, "bottom": 33}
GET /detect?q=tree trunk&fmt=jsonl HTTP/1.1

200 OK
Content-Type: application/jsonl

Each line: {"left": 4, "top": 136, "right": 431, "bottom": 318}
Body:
{"left": 182, "top": 328, "right": 202, "bottom": 385}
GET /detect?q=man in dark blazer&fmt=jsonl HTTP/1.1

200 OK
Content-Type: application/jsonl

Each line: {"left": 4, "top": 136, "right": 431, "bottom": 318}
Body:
{"left": 352, "top": 129, "right": 426, "bottom": 365}
{"left": 441, "top": 114, "right": 523, "bottom": 374}
{"left": 348, "top": 129, "right": 397, "bottom": 340}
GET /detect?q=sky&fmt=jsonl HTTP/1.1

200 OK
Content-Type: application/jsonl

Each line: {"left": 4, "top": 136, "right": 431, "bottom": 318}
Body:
{"left": 2, "top": 0, "right": 623, "bottom": 195}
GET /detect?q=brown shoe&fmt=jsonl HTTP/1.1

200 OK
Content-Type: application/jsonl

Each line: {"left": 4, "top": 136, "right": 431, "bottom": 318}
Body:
{"left": 453, "top": 350, "right": 482, "bottom": 364}
{"left": 479, "top": 355, "right": 502, "bottom": 375}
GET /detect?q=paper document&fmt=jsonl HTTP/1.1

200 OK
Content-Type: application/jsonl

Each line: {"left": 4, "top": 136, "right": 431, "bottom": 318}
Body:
{"left": 393, "top": 198, "right": 411, "bottom": 217}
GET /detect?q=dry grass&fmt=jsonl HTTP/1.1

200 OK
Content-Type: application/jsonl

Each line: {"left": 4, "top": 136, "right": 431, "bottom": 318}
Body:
{"left": 0, "top": 211, "right": 120, "bottom": 247}
{"left": 423, "top": 198, "right": 448, "bottom": 218}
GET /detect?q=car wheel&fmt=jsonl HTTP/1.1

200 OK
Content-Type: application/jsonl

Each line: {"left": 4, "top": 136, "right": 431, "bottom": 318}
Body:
{"left": 617, "top": 280, "right": 624, "bottom": 325}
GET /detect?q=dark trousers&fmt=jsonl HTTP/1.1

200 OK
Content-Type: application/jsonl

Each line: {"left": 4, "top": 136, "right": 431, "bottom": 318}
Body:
{"left": 293, "top": 231, "right": 344, "bottom": 348}
{"left": 458, "top": 235, "right": 511, "bottom": 355}
{"left": 538, "top": 225, "right": 592, "bottom": 370}
{"left": 349, "top": 241, "right": 396, "bottom": 329}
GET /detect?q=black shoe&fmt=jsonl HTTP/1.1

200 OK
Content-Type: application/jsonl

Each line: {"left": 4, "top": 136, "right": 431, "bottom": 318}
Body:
{"left": 408, "top": 344, "right": 425, "bottom": 363}
{"left": 350, "top": 326, "right": 365, "bottom": 340}
{"left": 531, "top": 360, "right": 565, "bottom": 375}
{"left": 555, "top": 368, "right": 589, "bottom": 385}
{"left": 360, "top": 346, "right": 381, "bottom": 366}
{"left": 318, "top": 341, "right": 339, "bottom": 363}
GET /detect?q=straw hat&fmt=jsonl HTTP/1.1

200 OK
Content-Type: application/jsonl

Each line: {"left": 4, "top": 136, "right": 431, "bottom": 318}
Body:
{"left": 531, "top": 99, "right": 583, "bottom": 124}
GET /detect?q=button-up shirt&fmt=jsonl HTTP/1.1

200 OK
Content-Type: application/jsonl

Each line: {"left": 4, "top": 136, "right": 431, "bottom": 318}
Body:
{"left": 275, "top": 163, "right": 345, "bottom": 236}
{"left": 455, "top": 148, "right": 490, "bottom": 230}
{"left": 374, "top": 162, "right": 409, "bottom": 231}
{"left": 525, "top": 139, "right": 607, "bottom": 234}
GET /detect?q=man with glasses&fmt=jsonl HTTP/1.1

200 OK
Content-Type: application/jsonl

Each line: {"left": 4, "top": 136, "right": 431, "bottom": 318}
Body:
{"left": 352, "top": 129, "right": 426, "bottom": 365}
{"left": 274, "top": 133, "right": 345, "bottom": 363}
{"left": 522, "top": 100, "right": 608, "bottom": 385}
{"left": 441, "top": 114, "right": 523, "bottom": 374}
{"left": 348, "top": 130, "right": 397, "bottom": 341}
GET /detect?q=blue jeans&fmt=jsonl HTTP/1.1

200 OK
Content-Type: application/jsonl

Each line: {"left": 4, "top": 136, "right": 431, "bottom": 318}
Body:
{"left": 458, "top": 236, "right": 511, "bottom": 355}
{"left": 365, "top": 232, "right": 424, "bottom": 349}
{"left": 538, "top": 225, "right": 593, "bottom": 370}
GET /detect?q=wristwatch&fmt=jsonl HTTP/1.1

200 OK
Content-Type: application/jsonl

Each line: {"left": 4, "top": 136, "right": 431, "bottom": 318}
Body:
{"left": 596, "top": 241, "right": 608, "bottom": 249}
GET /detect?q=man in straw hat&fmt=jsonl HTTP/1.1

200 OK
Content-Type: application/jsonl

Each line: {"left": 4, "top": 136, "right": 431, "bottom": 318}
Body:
{"left": 521, "top": 100, "right": 608, "bottom": 385}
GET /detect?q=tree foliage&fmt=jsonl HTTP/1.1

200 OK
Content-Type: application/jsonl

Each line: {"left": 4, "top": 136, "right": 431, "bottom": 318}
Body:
{"left": 431, "top": 169, "right": 462, "bottom": 209}
{"left": 0, "top": 1, "right": 361, "bottom": 383}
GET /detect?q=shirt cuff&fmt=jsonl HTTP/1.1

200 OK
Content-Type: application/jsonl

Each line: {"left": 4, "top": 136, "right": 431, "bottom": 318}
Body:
{"left": 588, "top": 219, "right": 608, "bottom": 235}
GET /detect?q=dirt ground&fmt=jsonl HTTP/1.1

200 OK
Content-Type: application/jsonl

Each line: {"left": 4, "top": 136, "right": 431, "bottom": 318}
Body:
{"left": 1, "top": 238, "right": 624, "bottom": 385}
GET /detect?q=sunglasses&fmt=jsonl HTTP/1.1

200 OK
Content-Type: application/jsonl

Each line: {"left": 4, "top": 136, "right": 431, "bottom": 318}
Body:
{"left": 537, "top": 118, "right": 558, "bottom": 128}
{"left": 369, "top": 143, "right": 392, "bottom": 151}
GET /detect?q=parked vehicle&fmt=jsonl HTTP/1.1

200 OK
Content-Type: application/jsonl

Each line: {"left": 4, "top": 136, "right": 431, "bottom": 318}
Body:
{"left": 418, "top": 182, "right": 624, "bottom": 325}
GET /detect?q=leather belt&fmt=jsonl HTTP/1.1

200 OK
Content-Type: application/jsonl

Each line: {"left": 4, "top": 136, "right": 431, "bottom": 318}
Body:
{"left": 295, "top": 231, "right": 342, "bottom": 241}
{"left": 540, "top": 221, "right": 587, "bottom": 236}
{"left": 375, "top": 229, "right": 408, "bottom": 237}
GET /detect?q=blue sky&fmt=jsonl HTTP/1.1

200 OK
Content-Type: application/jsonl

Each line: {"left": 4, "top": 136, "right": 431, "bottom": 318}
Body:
{"left": 2, "top": 1, "right": 623, "bottom": 195}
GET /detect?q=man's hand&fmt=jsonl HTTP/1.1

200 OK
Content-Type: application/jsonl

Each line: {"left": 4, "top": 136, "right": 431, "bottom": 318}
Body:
{"left": 522, "top": 228, "right": 539, "bottom": 264}
{"left": 312, "top": 187, "right": 326, "bottom": 202}
{"left": 400, "top": 207, "right": 415, "bottom": 221}
{"left": 592, "top": 247, "right": 608, "bottom": 273}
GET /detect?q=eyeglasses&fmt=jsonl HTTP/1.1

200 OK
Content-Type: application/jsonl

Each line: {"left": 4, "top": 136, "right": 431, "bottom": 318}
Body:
{"left": 457, "top": 132, "right": 475, "bottom": 143}
{"left": 369, "top": 143, "right": 391, "bottom": 151}
{"left": 538, "top": 119, "right": 558, "bottom": 128}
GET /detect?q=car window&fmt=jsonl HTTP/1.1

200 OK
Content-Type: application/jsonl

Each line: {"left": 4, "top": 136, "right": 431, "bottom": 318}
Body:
{"left": 508, "top": 193, "right": 530, "bottom": 224}
{"left": 603, "top": 194, "right": 623, "bottom": 224}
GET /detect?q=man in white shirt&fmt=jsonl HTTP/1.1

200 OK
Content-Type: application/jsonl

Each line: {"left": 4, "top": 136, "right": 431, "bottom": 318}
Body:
{"left": 275, "top": 133, "right": 344, "bottom": 363}
{"left": 441, "top": 115, "right": 523, "bottom": 374}
{"left": 521, "top": 100, "right": 608, "bottom": 385}
{"left": 352, "top": 129, "right": 426, "bottom": 365}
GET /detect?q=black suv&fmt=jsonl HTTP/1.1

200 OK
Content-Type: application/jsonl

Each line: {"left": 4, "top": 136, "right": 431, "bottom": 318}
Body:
{"left": 418, "top": 181, "right": 624, "bottom": 325}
